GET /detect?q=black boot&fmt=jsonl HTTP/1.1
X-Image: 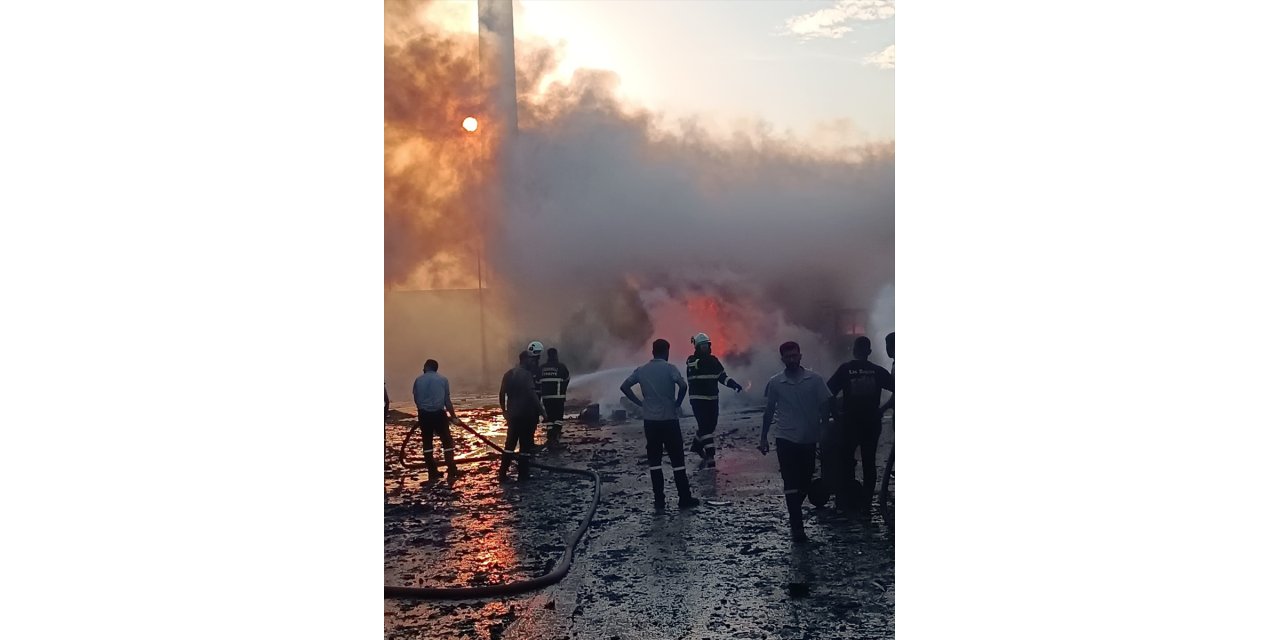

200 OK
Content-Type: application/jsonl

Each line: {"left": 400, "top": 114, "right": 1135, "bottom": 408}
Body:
{"left": 442, "top": 447, "right": 460, "bottom": 482}
{"left": 650, "top": 468, "right": 665, "bottom": 508}
{"left": 674, "top": 468, "right": 699, "bottom": 509}
{"left": 425, "top": 449, "right": 441, "bottom": 481}
{"left": 497, "top": 450, "right": 514, "bottom": 483}
{"left": 786, "top": 493, "right": 808, "bottom": 542}
{"left": 517, "top": 454, "right": 531, "bottom": 482}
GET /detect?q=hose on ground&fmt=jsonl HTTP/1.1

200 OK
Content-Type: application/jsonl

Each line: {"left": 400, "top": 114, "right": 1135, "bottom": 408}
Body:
{"left": 384, "top": 417, "right": 602, "bottom": 600}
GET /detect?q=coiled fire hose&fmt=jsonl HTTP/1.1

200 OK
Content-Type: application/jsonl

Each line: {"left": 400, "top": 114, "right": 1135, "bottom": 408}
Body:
{"left": 384, "top": 417, "right": 602, "bottom": 600}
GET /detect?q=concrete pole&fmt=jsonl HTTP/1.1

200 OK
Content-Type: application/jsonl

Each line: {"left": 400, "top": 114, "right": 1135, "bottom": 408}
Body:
{"left": 476, "top": 0, "right": 517, "bottom": 389}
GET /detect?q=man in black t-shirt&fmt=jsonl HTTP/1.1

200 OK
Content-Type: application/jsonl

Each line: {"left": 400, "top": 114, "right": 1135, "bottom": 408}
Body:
{"left": 827, "top": 336, "right": 894, "bottom": 508}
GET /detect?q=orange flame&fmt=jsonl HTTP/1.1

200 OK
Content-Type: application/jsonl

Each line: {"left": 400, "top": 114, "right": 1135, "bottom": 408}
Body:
{"left": 683, "top": 294, "right": 752, "bottom": 356}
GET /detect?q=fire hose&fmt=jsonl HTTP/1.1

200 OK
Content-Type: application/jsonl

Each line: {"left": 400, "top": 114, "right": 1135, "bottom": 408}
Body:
{"left": 384, "top": 417, "right": 602, "bottom": 600}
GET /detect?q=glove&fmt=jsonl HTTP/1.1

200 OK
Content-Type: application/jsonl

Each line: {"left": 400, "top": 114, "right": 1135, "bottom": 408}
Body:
{"left": 731, "top": 381, "right": 744, "bottom": 393}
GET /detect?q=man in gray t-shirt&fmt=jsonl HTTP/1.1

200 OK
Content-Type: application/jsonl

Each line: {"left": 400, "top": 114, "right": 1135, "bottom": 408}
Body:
{"left": 621, "top": 339, "right": 698, "bottom": 510}
{"left": 758, "top": 341, "right": 833, "bottom": 542}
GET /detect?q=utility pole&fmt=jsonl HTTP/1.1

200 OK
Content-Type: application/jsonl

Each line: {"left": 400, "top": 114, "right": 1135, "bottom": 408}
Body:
{"left": 478, "top": 238, "right": 487, "bottom": 385}
{"left": 476, "top": 0, "right": 517, "bottom": 390}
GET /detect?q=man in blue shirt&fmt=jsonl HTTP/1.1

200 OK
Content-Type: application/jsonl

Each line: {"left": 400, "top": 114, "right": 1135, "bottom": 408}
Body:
{"left": 412, "top": 359, "right": 462, "bottom": 482}
{"left": 621, "top": 339, "right": 699, "bottom": 510}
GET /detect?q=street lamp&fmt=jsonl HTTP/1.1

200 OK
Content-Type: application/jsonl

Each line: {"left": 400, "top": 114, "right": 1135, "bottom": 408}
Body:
{"left": 463, "top": 117, "right": 487, "bottom": 385}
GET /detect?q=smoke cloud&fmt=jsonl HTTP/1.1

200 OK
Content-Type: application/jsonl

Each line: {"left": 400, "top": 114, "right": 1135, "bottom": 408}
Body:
{"left": 384, "top": 0, "right": 894, "bottom": 402}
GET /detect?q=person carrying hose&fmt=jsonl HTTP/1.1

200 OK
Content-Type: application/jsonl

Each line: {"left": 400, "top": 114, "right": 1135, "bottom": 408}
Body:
{"left": 498, "top": 350, "right": 547, "bottom": 483}
{"left": 686, "top": 332, "right": 744, "bottom": 468}
{"left": 412, "top": 359, "right": 463, "bottom": 482}
{"left": 621, "top": 339, "right": 700, "bottom": 510}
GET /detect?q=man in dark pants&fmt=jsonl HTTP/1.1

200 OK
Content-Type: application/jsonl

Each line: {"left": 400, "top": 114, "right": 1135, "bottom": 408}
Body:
{"left": 621, "top": 339, "right": 699, "bottom": 510}
{"left": 827, "top": 336, "right": 895, "bottom": 508}
{"left": 539, "top": 347, "right": 571, "bottom": 447}
{"left": 759, "top": 341, "right": 833, "bottom": 542}
{"left": 879, "top": 332, "right": 895, "bottom": 503}
{"left": 412, "top": 359, "right": 463, "bottom": 482}
{"left": 499, "top": 350, "right": 547, "bottom": 483}
{"left": 686, "top": 332, "right": 744, "bottom": 468}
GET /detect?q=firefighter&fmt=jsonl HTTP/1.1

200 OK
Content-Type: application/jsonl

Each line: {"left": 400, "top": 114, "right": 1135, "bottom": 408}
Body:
{"left": 524, "top": 340, "right": 546, "bottom": 448}
{"left": 525, "top": 340, "right": 544, "bottom": 382}
{"left": 686, "top": 332, "right": 744, "bottom": 468}
{"left": 539, "top": 347, "right": 571, "bottom": 447}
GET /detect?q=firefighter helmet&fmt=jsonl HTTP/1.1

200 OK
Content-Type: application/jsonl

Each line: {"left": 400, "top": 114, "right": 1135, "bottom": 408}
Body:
{"left": 527, "top": 340, "right": 545, "bottom": 355}
{"left": 691, "top": 332, "right": 711, "bottom": 346}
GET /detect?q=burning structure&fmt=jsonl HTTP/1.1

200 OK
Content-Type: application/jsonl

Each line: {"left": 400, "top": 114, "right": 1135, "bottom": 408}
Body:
{"left": 384, "top": 0, "right": 894, "bottom": 399}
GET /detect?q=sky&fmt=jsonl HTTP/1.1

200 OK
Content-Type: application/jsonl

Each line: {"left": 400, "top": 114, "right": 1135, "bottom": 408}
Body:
{"left": 427, "top": 0, "right": 895, "bottom": 143}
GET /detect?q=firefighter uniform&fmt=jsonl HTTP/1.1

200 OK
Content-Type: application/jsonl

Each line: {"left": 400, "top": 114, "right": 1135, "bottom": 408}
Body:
{"left": 540, "top": 358, "right": 570, "bottom": 444}
{"left": 686, "top": 350, "right": 742, "bottom": 465}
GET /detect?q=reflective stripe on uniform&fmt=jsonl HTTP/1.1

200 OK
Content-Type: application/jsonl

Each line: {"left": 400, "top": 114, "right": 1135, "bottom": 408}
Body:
{"left": 543, "top": 394, "right": 566, "bottom": 399}
{"left": 688, "top": 374, "right": 720, "bottom": 380}
{"left": 689, "top": 395, "right": 718, "bottom": 401}
{"left": 671, "top": 466, "right": 685, "bottom": 472}
{"left": 540, "top": 377, "right": 564, "bottom": 382}
{"left": 784, "top": 489, "right": 800, "bottom": 495}
{"left": 649, "top": 465, "right": 663, "bottom": 471}
{"left": 700, "top": 434, "right": 715, "bottom": 443}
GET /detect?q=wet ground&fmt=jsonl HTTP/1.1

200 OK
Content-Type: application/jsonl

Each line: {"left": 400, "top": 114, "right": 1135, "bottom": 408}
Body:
{"left": 385, "top": 395, "right": 895, "bottom": 639}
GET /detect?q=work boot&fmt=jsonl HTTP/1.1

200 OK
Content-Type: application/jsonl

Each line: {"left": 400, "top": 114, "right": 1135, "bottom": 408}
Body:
{"left": 691, "top": 438, "right": 705, "bottom": 458}
{"left": 786, "top": 492, "right": 806, "bottom": 539}
{"left": 497, "top": 450, "right": 515, "bottom": 482}
{"left": 807, "top": 477, "right": 830, "bottom": 508}
{"left": 517, "top": 454, "right": 531, "bottom": 482}
{"left": 649, "top": 466, "right": 665, "bottom": 503}
{"left": 442, "top": 447, "right": 459, "bottom": 478}
{"left": 673, "top": 467, "right": 696, "bottom": 507}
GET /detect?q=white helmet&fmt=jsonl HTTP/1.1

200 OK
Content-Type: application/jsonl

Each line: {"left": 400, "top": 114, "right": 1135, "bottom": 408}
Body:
{"left": 691, "top": 332, "right": 711, "bottom": 346}
{"left": 527, "top": 340, "right": 545, "bottom": 355}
